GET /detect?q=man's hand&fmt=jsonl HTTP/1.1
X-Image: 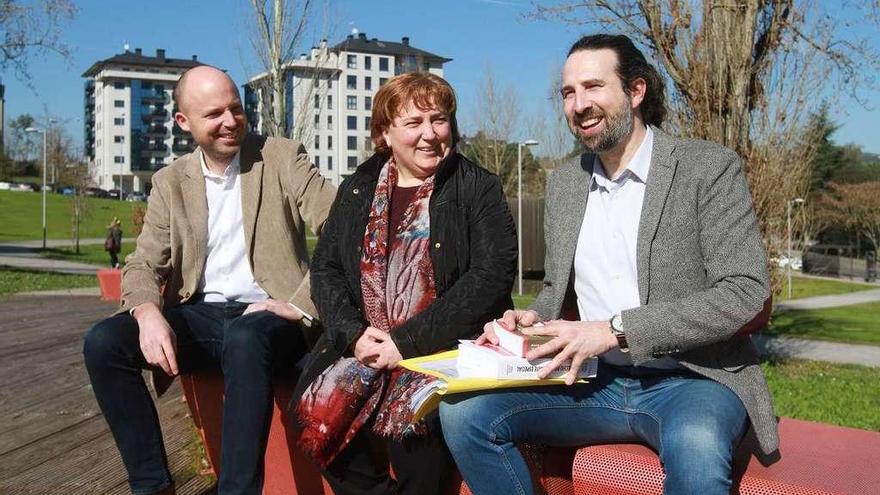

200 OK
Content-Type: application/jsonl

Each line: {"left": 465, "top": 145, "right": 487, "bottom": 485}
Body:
{"left": 133, "top": 302, "right": 178, "bottom": 376}
{"left": 243, "top": 298, "right": 304, "bottom": 321}
{"left": 522, "top": 320, "right": 618, "bottom": 385}
{"left": 353, "top": 327, "right": 403, "bottom": 370}
{"left": 475, "top": 309, "right": 541, "bottom": 345}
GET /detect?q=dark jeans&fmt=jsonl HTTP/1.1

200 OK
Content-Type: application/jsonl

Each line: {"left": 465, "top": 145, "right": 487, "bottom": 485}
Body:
{"left": 83, "top": 300, "right": 306, "bottom": 495}
{"left": 109, "top": 250, "right": 119, "bottom": 268}
{"left": 322, "top": 421, "right": 454, "bottom": 495}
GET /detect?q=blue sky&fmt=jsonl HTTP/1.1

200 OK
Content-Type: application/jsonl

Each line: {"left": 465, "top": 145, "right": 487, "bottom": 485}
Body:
{"left": 3, "top": 0, "right": 878, "bottom": 155}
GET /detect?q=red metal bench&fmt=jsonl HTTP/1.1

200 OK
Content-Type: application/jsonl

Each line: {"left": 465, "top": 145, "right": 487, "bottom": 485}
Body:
{"left": 180, "top": 370, "right": 880, "bottom": 495}
{"left": 96, "top": 268, "right": 122, "bottom": 301}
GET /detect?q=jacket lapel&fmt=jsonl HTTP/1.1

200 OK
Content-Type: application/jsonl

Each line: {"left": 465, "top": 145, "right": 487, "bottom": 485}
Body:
{"left": 636, "top": 127, "right": 677, "bottom": 304}
{"left": 239, "top": 137, "right": 264, "bottom": 260}
{"left": 556, "top": 153, "right": 594, "bottom": 290}
{"left": 181, "top": 151, "right": 208, "bottom": 277}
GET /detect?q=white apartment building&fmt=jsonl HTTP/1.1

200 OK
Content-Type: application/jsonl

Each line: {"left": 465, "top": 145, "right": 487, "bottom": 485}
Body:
{"left": 245, "top": 32, "right": 451, "bottom": 185}
{"left": 83, "top": 48, "right": 203, "bottom": 194}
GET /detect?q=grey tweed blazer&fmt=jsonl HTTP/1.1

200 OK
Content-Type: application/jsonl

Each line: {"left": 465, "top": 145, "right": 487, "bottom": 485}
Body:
{"left": 532, "top": 127, "right": 778, "bottom": 455}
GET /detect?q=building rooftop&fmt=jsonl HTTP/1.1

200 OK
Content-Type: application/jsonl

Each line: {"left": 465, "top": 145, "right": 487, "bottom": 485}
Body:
{"left": 81, "top": 48, "right": 203, "bottom": 77}
{"left": 330, "top": 33, "right": 451, "bottom": 63}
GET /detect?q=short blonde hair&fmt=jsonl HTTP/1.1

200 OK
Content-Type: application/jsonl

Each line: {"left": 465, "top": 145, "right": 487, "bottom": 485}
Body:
{"left": 370, "top": 72, "right": 460, "bottom": 154}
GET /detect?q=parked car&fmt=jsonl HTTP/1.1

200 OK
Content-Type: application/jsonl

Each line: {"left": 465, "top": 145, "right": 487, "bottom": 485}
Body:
{"left": 13, "top": 183, "right": 39, "bottom": 192}
{"left": 84, "top": 187, "right": 111, "bottom": 198}
{"left": 60, "top": 187, "right": 76, "bottom": 196}
{"left": 107, "top": 189, "right": 127, "bottom": 200}
{"left": 0, "top": 181, "right": 11, "bottom": 191}
{"left": 127, "top": 191, "right": 147, "bottom": 202}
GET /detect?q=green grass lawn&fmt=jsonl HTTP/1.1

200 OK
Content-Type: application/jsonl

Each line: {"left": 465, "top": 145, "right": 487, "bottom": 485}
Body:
{"left": 40, "top": 237, "right": 317, "bottom": 267}
{"left": 0, "top": 190, "right": 144, "bottom": 242}
{"left": 40, "top": 243, "right": 137, "bottom": 267}
{"left": 768, "top": 301, "right": 880, "bottom": 346}
{"left": 780, "top": 274, "right": 874, "bottom": 301}
{"left": 763, "top": 358, "right": 880, "bottom": 431}
{"left": 0, "top": 267, "right": 97, "bottom": 295}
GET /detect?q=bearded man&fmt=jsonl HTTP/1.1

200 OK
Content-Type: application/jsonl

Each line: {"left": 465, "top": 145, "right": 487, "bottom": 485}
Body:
{"left": 439, "top": 34, "right": 777, "bottom": 495}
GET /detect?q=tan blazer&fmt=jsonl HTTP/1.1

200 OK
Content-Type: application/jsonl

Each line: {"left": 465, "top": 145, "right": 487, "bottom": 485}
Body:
{"left": 120, "top": 134, "right": 336, "bottom": 324}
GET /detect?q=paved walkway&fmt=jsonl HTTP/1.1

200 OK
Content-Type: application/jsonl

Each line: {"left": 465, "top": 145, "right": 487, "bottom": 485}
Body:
{"left": 0, "top": 239, "right": 105, "bottom": 275}
{"left": 776, "top": 289, "right": 880, "bottom": 310}
{"left": 753, "top": 334, "right": 880, "bottom": 367}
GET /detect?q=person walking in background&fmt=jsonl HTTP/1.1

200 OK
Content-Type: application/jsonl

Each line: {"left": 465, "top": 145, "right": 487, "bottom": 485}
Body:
{"left": 105, "top": 217, "right": 123, "bottom": 268}
{"left": 293, "top": 72, "right": 517, "bottom": 495}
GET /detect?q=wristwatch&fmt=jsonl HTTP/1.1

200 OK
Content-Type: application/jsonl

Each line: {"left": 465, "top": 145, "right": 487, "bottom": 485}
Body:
{"left": 610, "top": 314, "right": 629, "bottom": 353}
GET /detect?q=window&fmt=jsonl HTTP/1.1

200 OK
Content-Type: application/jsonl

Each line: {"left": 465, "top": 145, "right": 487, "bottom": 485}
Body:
{"left": 314, "top": 114, "right": 320, "bottom": 128}
{"left": 347, "top": 54, "right": 357, "bottom": 69}
{"left": 114, "top": 100, "right": 124, "bottom": 108}
{"left": 347, "top": 75, "right": 357, "bottom": 90}
{"left": 327, "top": 95, "right": 333, "bottom": 110}
{"left": 315, "top": 156, "right": 320, "bottom": 168}
{"left": 114, "top": 156, "right": 125, "bottom": 164}
{"left": 348, "top": 156, "right": 358, "bottom": 169}
{"left": 346, "top": 95, "right": 357, "bottom": 110}
{"left": 365, "top": 77, "right": 372, "bottom": 91}
{"left": 423, "top": 61, "right": 431, "bottom": 72}
{"left": 327, "top": 156, "right": 333, "bottom": 170}
{"left": 379, "top": 57, "right": 389, "bottom": 72}
{"left": 327, "top": 115, "right": 333, "bottom": 130}
{"left": 327, "top": 136, "right": 333, "bottom": 150}
{"left": 365, "top": 117, "right": 371, "bottom": 130}
{"left": 114, "top": 135, "right": 125, "bottom": 143}
{"left": 314, "top": 135, "right": 319, "bottom": 150}
{"left": 365, "top": 96, "right": 372, "bottom": 111}
{"left": 365, "top": 56, "right": 372, "bottom": 70}
{"left": 314, "top": 95, "right": 320, "bottom": 109}
{"left": 114, "top": 82, "right": 124, "bottom": 89}
{"left": 347, "top": 136, "right": 357, "bottom": 150}
{"left": 347, "top": 116, "right": 357, "bottom": 130}
{"left": 380, "top": 78, "right": 388, "bottom": 87}
{"left": 114, "top": 117, "right": 125, "bottom": 126}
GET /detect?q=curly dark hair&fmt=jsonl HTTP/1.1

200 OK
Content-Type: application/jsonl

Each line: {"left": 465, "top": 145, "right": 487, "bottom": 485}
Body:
{"left": 567, "top": 34, "right": 667, "bottom": 127}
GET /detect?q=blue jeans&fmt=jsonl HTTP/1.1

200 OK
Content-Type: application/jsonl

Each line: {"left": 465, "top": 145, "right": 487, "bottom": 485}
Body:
{"left": 82, "top": 301, "right": 306, "bottom": 495}
{"left": 440, "top": 365, "right": 748, "bottom": 495}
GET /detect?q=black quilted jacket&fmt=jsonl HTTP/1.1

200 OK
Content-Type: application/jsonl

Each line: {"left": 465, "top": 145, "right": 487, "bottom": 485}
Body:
{"left": 294, "top": 150, "right": 517, "bottom": 398}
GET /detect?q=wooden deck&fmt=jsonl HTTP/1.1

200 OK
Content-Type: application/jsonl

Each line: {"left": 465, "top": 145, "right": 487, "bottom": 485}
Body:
{"left": 0, "top": 294, "right": 216, "bottom": 495}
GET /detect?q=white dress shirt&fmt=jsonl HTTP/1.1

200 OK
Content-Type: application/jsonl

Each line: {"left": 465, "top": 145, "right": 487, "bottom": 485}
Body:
{"left": 573, "top": 127, "right": 680, "bottom": 368}
{"left": 198, "top": 151, "right": 270, "bottom": 303}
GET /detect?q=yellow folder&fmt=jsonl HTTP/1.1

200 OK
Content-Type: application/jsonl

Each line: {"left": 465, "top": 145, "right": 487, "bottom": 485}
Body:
{"left": 399, "top": 350, "right": 588, "bottom": 422}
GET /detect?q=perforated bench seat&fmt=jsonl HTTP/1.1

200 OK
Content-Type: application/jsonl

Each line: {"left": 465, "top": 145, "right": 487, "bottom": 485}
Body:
{"left": 180, "top": 371, "right": 880, "bottom": 495}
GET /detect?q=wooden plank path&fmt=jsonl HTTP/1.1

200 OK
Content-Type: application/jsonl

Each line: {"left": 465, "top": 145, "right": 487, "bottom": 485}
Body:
{"left": 0, "top": 294, "right": 216, "bottom": 495}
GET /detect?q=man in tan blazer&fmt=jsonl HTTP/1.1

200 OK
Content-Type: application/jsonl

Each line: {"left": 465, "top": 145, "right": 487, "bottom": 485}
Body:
{"left": 83, "top": 66, "right": 336, "bottom": 495}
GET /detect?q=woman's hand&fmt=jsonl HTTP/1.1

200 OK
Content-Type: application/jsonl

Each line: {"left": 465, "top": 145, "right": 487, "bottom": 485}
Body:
{"left": 354, "top": 327, "right": 403, "bottom": 370}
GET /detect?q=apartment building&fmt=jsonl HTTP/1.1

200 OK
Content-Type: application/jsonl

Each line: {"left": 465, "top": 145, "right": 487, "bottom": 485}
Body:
{"left": 245, "top": 32, "right": 451, "bottom": 185}
{"left": 82, "top": 48, "right": 203, "bottom": 194}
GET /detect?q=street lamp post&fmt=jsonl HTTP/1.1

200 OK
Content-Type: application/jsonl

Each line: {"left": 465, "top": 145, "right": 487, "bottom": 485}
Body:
{"left": 25, "top": 127, "right": 48, "bottom": 249}
{"left": 517, "top": 139, "right": 540, "bottom": 295}
{"left": 787, "top": 197, "right": 805, "bottom": 299}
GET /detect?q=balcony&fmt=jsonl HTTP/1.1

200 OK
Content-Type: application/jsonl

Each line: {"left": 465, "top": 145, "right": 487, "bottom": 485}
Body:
{"left": 172, "top": 125, "right": 191, "bottom": 136}
{"left": 141, "top": 92, "right": 168, "bottom": 104}
{"left": 173, "top": 141, "right": 196, "bottom": 153}
{"left": 145, "top": 124, "right": 168, "bottom": 136}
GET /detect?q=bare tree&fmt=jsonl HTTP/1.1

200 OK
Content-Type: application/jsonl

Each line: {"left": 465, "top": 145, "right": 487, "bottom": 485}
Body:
{"left": 466, "top": 65, "right": 527, "bottom": 196}
{"left": 532, "top": 0, "right": 880, "bottom": 294}
{"left": 0, "top": 0, "right": 76, "bottom": 85}
{"left": 245, "top": 0, "right": 336, "bottom": 143}
{"left": 823, "top": 182, "right": 880, "bottom": 254}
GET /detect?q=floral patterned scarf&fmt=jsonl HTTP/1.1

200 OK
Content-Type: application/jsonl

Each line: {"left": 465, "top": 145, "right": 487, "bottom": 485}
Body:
{"left": 295, "top": 158, "right": 438, "bottom": 467}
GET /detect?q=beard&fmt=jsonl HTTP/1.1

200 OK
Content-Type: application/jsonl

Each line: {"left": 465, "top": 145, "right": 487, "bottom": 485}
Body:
{"left": 570, "top": 95, "right": 634, "bottom": 153}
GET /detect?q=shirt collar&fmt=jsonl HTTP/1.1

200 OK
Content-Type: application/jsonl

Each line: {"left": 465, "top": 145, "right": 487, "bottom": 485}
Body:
{"left": 590, "top": 125, "right": 654, "bottom": 188}
{"left": 200, "top": 150, "right": 241, "bottom": 181}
